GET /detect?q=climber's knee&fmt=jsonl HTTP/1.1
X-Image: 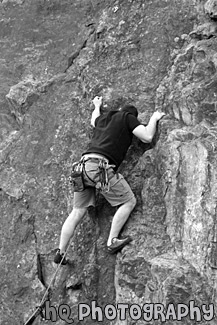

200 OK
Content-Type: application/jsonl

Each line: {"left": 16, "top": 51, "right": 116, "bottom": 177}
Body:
{"left": 123, "top": 195, "right": 136, "bottom": 211}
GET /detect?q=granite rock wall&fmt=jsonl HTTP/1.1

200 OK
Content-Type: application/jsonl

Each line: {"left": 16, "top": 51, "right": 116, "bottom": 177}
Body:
{"left": 0, "top": 0, "right": 217, "bottom": 324}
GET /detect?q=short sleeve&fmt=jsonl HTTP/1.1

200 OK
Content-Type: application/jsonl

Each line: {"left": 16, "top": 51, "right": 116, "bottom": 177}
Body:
{"left": 127, "top": 114, "right": 141, "bottom": 132}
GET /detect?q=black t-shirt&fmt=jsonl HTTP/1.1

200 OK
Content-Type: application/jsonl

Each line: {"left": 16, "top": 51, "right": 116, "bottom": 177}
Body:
{"left": 83, "top": 111, "right": 141, "bottom": 168}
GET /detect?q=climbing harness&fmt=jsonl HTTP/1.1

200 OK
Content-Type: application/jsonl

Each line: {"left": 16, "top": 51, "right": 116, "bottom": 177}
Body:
{"left": 97, "top": 159, "right": 110, "bottom": 192}
{"left": 23, "top": 241, "right": 72, "bottom": 325}
{"left": 82, "top": 156, "right": 116, "bottom": 192}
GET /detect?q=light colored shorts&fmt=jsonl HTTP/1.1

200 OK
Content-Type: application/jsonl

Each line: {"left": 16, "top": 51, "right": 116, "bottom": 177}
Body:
{"left": 73, "top": 160, "right": 135, "bottom": 208}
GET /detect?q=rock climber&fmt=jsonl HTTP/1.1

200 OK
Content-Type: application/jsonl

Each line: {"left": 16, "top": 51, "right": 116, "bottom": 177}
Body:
{"left": 54, "top": 96, "right": 165, "bottom": 264}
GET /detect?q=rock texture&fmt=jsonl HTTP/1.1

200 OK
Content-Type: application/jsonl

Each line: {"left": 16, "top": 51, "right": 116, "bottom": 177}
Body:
{"left": 1, "top": 0, "right": 217, "bottom": 324}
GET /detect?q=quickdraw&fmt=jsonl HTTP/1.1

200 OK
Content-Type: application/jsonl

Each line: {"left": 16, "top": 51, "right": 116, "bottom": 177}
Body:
{"left": 98, "top": 159, "right": 110, "bottom": 192}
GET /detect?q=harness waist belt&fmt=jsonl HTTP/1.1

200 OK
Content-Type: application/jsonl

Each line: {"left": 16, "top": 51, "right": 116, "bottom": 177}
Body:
{"left": 82, "top": 154, "right": 109, "bottom": 164}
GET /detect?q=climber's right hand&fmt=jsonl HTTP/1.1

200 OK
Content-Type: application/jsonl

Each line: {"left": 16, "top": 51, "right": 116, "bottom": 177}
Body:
{"left": 152, "top": 111, "right": 166, "bottom": 121}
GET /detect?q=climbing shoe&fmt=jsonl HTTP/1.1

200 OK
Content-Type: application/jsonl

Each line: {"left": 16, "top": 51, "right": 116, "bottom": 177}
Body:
{"left": 107, "top": 237, "right": 132, "bottom": 254}
{"left": 53, "top": 249, "right": 68, "bottom": 265}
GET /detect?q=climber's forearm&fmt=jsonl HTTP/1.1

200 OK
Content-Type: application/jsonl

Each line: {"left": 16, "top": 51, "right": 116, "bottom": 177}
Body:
{"left": 143, "top": 115, "right": 159, "bottom": 142}
{"left": 91, "top": 96, "right": 103, "bottom": 127}
{"left": 133, "top": 111, "right": 165, "bottom": 143}
{"left": 91, "top": 106, "right": 101, "bottom": 127}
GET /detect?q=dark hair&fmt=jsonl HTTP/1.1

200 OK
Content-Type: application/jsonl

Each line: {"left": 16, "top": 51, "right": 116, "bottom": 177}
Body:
{"left": 120, "top": 104, "right": 138, "bottom": 118}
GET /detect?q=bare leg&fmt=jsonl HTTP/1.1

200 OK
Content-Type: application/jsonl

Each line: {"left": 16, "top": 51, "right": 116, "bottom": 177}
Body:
{"left": 107, "top": 196, "right": 136, "bottom": 246}
{"left": 59, "top": 207, "right": 87, "bottom": 253}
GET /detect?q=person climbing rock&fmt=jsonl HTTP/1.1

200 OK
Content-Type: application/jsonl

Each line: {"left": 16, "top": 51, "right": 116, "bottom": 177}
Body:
{"left": 54, "top": 96, "right": 165, "bottom": 264}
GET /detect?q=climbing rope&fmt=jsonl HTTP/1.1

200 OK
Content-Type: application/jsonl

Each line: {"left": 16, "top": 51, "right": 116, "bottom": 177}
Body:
{"left": 23, "top": 242, "right": 72, "bottom": 325}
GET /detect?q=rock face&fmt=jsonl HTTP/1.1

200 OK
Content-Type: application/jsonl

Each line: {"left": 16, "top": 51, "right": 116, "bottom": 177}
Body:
{"left": 1, "top": 0, "right": 217, "bottom": 324}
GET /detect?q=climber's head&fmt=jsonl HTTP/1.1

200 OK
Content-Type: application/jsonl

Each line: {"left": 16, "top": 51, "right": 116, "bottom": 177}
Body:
{"left": 119, "top": 104, "right": 138, "bottom": 118}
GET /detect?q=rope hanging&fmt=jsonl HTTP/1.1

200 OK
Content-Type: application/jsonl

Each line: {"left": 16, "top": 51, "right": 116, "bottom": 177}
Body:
{"left": 23, "top": 242, "right": 72, "bottom": 325}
